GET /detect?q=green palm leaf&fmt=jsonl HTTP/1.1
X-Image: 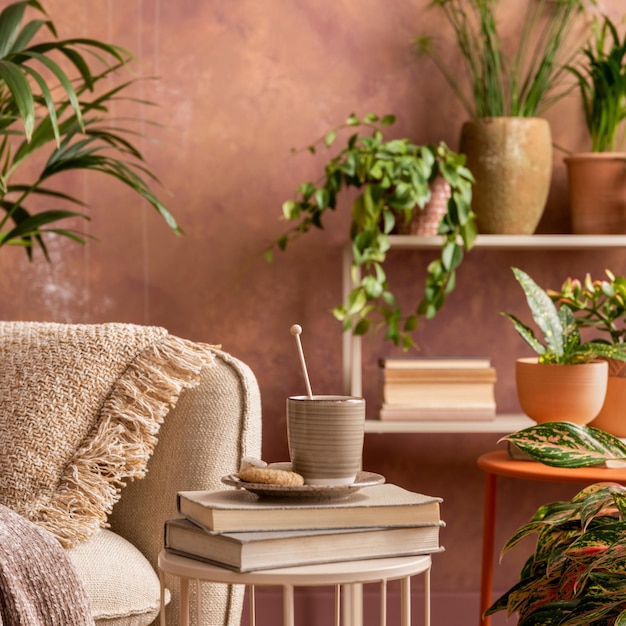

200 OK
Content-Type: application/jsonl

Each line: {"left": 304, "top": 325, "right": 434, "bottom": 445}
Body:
{"left": 0, "top": 0, "right": 179, "bottom": 257}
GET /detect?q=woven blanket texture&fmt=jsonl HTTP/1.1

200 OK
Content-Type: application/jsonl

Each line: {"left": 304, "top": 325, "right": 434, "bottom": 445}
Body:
{"left": 0, "top": 322, "right": 214, "bottom": 548}
{"left": 0, "top": 502, "right": 95, "bottom": 625}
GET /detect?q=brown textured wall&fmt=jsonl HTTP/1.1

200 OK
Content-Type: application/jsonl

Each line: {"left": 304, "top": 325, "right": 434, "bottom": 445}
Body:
{"left": 2, "top": 1, "right": 625, "bottom": 624}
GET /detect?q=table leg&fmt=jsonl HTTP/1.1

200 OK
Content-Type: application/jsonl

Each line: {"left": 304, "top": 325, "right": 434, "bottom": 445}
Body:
{"left": 480, "top": 472, "right": 497, "bottom": 626}
{"left": 343, "top": 583, "right": 363, "bottom": 626}
{"left": 195, "top": 579, "right": 202, "bottom": 625}
{"left": 380, "top": 579, "right": 387, "bottom": 626}
{"left": 159, "top": 570, "right": 167, "bottom": 626}
{"left": 334, "top": 585, "right": 341, "bottom": 626}
{"left": 283, "top": 584, "right": 294, "bottom": 626}
{"left": 179, "top": 578, "right": 190, "bottom": 626}
{"left": 400, "top": 576, "right": 411, "bottom": 626}
{"left": 424, "top": 566, "right": 431, "bottom": 626}
{"left": 249, "top": 585, "right": 256, "bottom": 626}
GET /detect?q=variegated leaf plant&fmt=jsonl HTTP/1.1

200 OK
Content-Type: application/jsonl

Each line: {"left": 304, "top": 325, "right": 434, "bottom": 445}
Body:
{"left": 502, "top": 422, "right": 626, "bottom": 468}
{"left": 485, "top": 482, "right": 626, "bottom": 625}
{"left": 502, "top": 267, "right": 626, "bottom": 364}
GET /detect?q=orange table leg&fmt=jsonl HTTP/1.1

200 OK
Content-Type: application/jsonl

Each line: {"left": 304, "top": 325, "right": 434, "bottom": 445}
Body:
{"left": 480, "top": 472, "right": 497, "bottom": 626}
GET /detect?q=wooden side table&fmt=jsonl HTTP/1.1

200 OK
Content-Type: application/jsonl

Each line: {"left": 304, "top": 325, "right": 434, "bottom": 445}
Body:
{"left": 158, "top": 550, "right": 432, "bottom": 626}
{"left": 477, "top": 449, "right": 626, "bottom": 626}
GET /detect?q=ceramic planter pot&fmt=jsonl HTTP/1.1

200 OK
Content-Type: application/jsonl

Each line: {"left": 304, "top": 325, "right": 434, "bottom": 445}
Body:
{"left": 393, "top": 176, "right": 451, "bottom": 236}
{"left": 564, "top": 152, "right": 626, "bottom": 234}
{"left": 590, "top": 359, "right": 626, "bottom": 436}
{"left": 460, "top": 117, "right": 552, "bottom": 234}
{"left": 515, "top": 357, "right": 608, "bottom": 424}
{"left": 287, "top": 395, "right": 365, "bottom": 486}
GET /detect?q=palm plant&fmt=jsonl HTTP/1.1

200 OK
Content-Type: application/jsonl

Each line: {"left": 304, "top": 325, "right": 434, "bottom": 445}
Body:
{"left": 567, "top": 14, "right": 626, "bottom": 152}
{"left": 415, "top": 0, "right": 589, "bottom": 118}
{"left": 0, "top": 0, "right": 179, "bottom": 260}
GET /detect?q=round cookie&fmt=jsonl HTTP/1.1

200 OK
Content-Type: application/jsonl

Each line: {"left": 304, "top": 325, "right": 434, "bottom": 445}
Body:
{"left": 238, "top": 464, "right": 304, "bottom": 486}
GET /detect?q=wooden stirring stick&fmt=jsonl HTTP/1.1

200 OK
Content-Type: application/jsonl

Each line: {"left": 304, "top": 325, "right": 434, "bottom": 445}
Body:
{"left": 290, "top": 324, "right": 313, "bottom": 398}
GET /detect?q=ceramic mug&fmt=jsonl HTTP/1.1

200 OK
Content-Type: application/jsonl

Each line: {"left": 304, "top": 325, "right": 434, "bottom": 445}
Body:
{"left": 287, "top": 395, "right": 365, "bottom": 486}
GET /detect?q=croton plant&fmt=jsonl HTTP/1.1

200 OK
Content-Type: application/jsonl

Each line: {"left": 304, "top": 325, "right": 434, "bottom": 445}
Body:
{"left": 488, "top": 421, "right": 626, "bottom": 625}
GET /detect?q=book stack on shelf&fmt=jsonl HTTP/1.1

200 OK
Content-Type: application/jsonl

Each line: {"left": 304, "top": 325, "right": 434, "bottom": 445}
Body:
{"left": 164, "top": 483, "right": 445, "bottom": 572}
{"left": 378, "top": 357, "right": 497, "bottom": 421}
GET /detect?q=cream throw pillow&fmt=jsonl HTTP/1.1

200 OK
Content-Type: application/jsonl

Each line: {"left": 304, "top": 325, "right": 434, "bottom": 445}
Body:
{"left": 0, "top": 322, "right": 213, "bottom": 548}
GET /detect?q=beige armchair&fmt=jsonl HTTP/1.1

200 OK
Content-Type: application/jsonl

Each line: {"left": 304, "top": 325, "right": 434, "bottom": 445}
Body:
{"left": 0, "top": 322, "right": 261, "bottom": 626}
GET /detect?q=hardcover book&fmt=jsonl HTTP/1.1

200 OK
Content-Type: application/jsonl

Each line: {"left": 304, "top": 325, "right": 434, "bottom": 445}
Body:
{"left": 164, "top": 517, "right": 444, "bottom": 572}
{"left": 177, "top": 483, "right": 442, "bottom": 532}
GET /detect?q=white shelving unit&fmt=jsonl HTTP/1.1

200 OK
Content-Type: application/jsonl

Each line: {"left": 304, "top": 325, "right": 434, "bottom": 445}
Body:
{"left": 343, "top": 234, "right": 626, "bottom": 434}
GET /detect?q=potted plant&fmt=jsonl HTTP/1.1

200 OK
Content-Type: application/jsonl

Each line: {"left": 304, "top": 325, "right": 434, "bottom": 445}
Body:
{"left": 266, "top": 113, "right": 477, "bottom": 349}
{"left": 564, "top": 14, "right": 626, "bottom": 234}
{"left": 502, "top": 267, "right": 626, "bottom": 424}
{"left": 415, "top": 0, "right": 590, "bottom": 234}
{"left": 549, "top": 270, "right": 626, "bottom": 435}
{"left": 0, "top": 0, "right": 179, "bottom": 259}
{"left": 486, "top": 422, "right": 626, "bottom": 625}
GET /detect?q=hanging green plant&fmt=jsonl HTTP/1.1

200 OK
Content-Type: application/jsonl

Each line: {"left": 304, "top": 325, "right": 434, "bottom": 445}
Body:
{"left": 266, "top": 113, "right": 477, "bottom": 349}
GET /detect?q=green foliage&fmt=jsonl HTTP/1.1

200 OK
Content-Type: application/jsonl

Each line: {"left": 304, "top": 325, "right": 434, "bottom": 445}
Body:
{"left": 416, "top": 0, "right": 589, "bottom": 118}
{"left": 501, "top": 421, "right": 626, "bottom": 468}
{"left": 0, "top": 0, "right": 179, "bottom": 260}
{"left": 548, "top": 270, "right": 626, "bottom": 344}
{"left": 567, "top": 14, "right": 626, "bottom": 152}
{"left": 268, "top": 113, "right": 477, "bottom": 349}
{"left": 502, "top": 267, "right": 626, "bottom": 364}
{"left": 486, "top": 477, "right": 626, "bottom": 625}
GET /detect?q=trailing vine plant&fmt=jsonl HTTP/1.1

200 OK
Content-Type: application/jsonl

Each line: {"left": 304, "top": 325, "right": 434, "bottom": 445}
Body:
{"left": 266, "top": 113, "right": 476, "bottom": 349}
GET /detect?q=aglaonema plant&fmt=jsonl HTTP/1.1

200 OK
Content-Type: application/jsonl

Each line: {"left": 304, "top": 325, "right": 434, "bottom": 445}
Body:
{"left": 501, "top": 421, "right": 626, "bottom": 468}
{"left": 548, "top": 269, "right": 626, "bottom": 345}
{"left": 488, "top": 422, "right": 626, "bottom": 624}
{"left": 502, "top": 267, "right": 626, "bottom": 364}
{"left": 486, "top": 480, "right": 626, "bottom": 625}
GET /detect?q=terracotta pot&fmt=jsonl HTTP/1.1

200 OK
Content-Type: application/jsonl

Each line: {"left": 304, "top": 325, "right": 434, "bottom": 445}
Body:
{"left": 460, "top": 118, "right": 552, "bottom": 234}
{"left": 564, "top": 152, "right": 626, "bottom": 234}
{"left": 393, "top": 176, "right": 451, "bottom": 236}
{"left": 590, "top": 358, "right": 626, "bottom": 436}
{"left": 515, "top": 357, "right": 608, "bottom": 425}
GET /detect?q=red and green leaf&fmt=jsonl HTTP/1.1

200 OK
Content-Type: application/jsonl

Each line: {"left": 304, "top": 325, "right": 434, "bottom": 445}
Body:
{"left": 501, "top": 422, "right": 626, "bottom": 468}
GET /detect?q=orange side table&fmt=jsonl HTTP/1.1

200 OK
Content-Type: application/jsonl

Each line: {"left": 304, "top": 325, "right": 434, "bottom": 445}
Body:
{"left": 477, "top": 450, "right": 626, "bottom": 626}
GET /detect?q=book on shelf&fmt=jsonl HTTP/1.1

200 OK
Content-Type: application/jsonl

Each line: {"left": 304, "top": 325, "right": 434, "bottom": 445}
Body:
{"left": 378, "top": 405, "right": 496, "bottom": 421}
{"left": 380, "top": 381, "right": 496, "bottom": 406}
{"left": 379, "top": 357, "right": 492, "bottom": 370}
{"left": 164, "top": 517, "right": 444, "bottom": 572}
{"left": 177, "top": 483, "right": 442, "bottom": 532}
{"left": 381, "top": 368, "right": 497, "bottom": 383}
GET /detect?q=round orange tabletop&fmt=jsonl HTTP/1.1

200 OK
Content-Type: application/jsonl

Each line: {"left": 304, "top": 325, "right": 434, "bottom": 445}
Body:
{"left": 477, "top": 449, "right": 626, "bottom": 484}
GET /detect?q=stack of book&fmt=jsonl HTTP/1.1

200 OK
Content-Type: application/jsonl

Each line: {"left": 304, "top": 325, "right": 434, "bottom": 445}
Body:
{"left": 164, "top": 483, "right": 445, "bottom": 572}
{"left": 378, "top": 357, "right": 497, "bottom": 421}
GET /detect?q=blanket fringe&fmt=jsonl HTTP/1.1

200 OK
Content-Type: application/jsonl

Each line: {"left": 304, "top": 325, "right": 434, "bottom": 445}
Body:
{"left": 33, "top": 335, "right": 215, "bottom": 548}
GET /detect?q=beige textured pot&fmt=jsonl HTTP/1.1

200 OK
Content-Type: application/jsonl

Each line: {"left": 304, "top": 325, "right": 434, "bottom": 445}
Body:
{"left": 564, "top": 152, "right": 626, "bottom": 234}
{"left": 460, "top": 117, "right": 552, "bottom": 234}
{"left": 515, "top": 357, "right": 608, "bottom": 425}
{"left": 287, "top": 395, "right": 365, "bottom": 486}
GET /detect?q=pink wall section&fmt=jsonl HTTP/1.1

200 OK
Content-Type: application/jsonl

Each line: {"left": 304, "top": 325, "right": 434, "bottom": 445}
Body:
{"left": 2, "top": 1, "right": 625, "bottom": 624}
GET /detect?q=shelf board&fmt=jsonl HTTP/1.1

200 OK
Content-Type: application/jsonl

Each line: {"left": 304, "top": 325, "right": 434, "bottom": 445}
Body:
{"left": 387, "top": 234, "right": 626, "bottom": 251}
{"left": 364, "top": 414, "right": 534, "bottom": 434}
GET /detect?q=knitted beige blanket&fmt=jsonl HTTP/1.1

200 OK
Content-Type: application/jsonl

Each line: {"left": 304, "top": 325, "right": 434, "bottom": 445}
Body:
{"left": 0, "top": 503, "right": 95, "bottom": 625}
